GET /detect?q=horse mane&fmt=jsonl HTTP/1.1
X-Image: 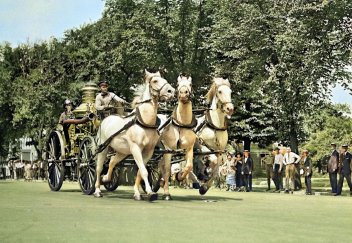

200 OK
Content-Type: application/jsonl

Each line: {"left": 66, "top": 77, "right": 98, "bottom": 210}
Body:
{"left": 205, "top": 77, "right": 230, "bottom": 103}
{"left": 131, "top": 84, "right": 147, "bottom": 108}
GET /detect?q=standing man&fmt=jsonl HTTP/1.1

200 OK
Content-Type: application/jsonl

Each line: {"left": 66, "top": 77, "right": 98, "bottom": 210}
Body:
{"left": 283, "top": 147, "right": 301, "bottom": 193}
{"left": 301, "top": 150, "right": 313, "bottom": 195}
{"left": 328, "top": 143, "right": 339, "bottom": 195}
{"left": 95, "top": 80, "right": 126, "bottom": 118}
{"left": 336, "top": 145, "right": 352, "bottom": 196}
{"left": 273, "top": 147, "right": 284, "bottom": 192}
{"left": 241, "top": 150, "right": 253, "bottom": 192}
{"left": 262, "top": 152, "right": 274, "bottom": 191}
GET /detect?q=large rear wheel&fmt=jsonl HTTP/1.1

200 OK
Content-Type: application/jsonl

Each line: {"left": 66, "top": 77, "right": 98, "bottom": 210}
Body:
{"left": 46, "top": 131, "right": 65, "bottom": 191}
{"left": 78, "top": 136, "right": 97, "bottom": 195}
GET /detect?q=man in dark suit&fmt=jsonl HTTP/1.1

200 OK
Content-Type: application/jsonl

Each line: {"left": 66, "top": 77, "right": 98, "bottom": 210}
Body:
{"left": 241, "top": 150, "right": 253, "bottom": 192}
{"left": 301, "top": 150, "right": 313, "bottom": 195}
{"left": 328, "top": 143, "right": 339, "bottom": 194}
{"left": 336, "top": 145, "right": 352, "bottom": 196}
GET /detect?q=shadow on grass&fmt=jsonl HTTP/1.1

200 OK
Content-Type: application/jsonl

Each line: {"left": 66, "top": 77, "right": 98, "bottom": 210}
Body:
{"left": 103, "top": 190, "right": 243, "bottom": 202}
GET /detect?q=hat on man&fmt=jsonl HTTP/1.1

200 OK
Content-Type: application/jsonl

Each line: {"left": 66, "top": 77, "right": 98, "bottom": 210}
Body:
{"left": 98, "top": 80, "right": 109, "bottom": 87}
{"left": 63, "top": 99, "right": 72, "bottom": 108}
{"left": 331, "top": 143, "right": 337, "bottom": 146}
{"left": 244, "top": 150, "right": 249, "bottom": 152}
{"left": 342, "top": 144, "right": 349, "bottom": 149}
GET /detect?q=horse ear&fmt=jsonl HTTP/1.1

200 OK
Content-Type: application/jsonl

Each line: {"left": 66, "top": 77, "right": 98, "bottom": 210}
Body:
{"left": 224, "top": 78, "right": 230, "bottom": 86}
{"left": 177, "top": 75, "right": 182, "bottom": 83}
{"left": 188, "top": 76, "right": 192, "bottom": 83}
{"left": 156, "top": 71, "right": 161, "bottom": 76}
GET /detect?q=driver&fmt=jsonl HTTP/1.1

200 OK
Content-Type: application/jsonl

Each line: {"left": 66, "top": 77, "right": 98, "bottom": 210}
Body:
{"left": 95, "top": 80, "right": 126, "bottom": 118}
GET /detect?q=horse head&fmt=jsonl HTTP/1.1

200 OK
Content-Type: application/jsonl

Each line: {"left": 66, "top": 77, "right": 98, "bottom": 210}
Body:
{"left": 145, "top": 69, "right": 175, "bottom": 102}
{"left": 206, "top": 77, "right": 234, "bottom": 117}
{"left": 177, "top": 74, "right": 193, "bottom": 103}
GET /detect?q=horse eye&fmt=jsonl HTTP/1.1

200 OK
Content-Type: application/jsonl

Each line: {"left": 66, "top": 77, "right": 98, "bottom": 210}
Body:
{"left": 153, "top": 80, "right": 158, "bottom": 83}
{"left": 219, "top": 91, "right": 222, "bottom": 94}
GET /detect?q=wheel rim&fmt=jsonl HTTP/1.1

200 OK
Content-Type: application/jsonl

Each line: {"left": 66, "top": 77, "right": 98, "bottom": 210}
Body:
{"left": 78, "top": 137, "right": 96, "bottom": 194}
{"left": 46, "top": 132, "right": 64, "bottom": 191}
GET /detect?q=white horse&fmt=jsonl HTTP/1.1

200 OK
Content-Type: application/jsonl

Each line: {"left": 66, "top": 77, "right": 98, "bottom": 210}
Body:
{"left": 94, "top": 70, "right": 175, "bottom": 200}
{"left": 157, "top": 75, "right": 197, "bottom": 200}
{"left": 195, "top": 77, "right": 234, "bottom": 195}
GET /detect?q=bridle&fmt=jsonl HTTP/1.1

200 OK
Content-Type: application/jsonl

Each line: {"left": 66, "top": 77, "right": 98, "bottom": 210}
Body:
{"left": 177, "top": 83, "right": 193, "bottom": 103}
{"left": 214, "top": 84, "right": 232, "bottom": 113}
{"left": 149, "top": 77, "right": 169, "bottom": 99}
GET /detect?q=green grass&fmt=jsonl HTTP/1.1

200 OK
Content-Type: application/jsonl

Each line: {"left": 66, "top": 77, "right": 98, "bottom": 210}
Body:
{"left": 1, "top": 180, "right": 352, "bottom": 243}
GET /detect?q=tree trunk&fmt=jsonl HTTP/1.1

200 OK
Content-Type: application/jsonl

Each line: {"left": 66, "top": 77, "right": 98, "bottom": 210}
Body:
{"left": 244, "top": 137, "right": 251, "bottom": 151}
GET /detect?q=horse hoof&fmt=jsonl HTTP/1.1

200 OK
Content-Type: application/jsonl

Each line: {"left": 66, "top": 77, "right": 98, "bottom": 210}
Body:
{"left": 133, "top": 194, "right": 143, "bottom": 201}
{"left": 162, "top": 194, "right": 172, "bottom": 201}
{"left": 199, "top": 185, "right": 208, "bottom": 195}
{"left": 147, "top": 193, "right": 158, "bottom": 202}
{"left": 93, "top": 192, "right": 103, "bottom": 198}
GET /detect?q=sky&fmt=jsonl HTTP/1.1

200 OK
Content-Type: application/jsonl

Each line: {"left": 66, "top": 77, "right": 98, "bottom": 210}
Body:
{"left": 0, "top": 0, "right": 351, "bottom": 106}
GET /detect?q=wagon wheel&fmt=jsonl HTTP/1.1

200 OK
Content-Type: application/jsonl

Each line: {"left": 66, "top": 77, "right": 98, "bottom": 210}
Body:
{"left": 141, "top": 164, "right": 161, "bottom": 193}
{"left": 46, "top": 131, "right": 65, "bottom": 191}
{"left": 78, "top": 136, "right": 97, "bottom": 195}
{"left": 103, "top": 167, "right": 119, "bottom": 191}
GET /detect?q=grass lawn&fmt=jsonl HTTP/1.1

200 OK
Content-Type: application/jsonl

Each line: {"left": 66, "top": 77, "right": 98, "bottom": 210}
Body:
{"left": 0, "top": 180, "right": 352, "bottom": 243}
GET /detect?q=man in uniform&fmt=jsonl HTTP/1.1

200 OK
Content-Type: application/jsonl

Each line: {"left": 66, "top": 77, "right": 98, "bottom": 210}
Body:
{"left": 262, "top": 151, "right": 274, "bottom": 191}
{"left": 336, "top": 145, "right": 352, "bottom": 196}
{"left": 328, "top": 143, "right": 339, "bottom": 195}
{"left": 59, "top": 99, "right": 74, "bottom": 124}
{"left": 95, "top": 80, "right": 126, "bottom": 118}
{"left": 283, "top": 147, "right": 301, "bottom": 193}
{"left": 300, "top": 150, "right": 313, "bottom": 195}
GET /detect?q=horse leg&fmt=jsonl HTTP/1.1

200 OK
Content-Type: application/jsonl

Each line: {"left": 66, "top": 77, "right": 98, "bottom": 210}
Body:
{"left": 178, "top": 147, "right": 194, "bottom": 181}
{"left": 161, "top": 153, "right": 172, "bottom": 200}
{"left": 94, "top": 148, "right": 108, "bottom": 198}
{"left": 199, "top": 154, "right": 220, "bottom": 195}
{"left": 130, "top": 144, "right": 157, "bottom": 201}
{"left": 133, "top": 170, "right": 143, "bottom": 200}
{"left": 102, "top": 153, "right": 125, "bottom": 183}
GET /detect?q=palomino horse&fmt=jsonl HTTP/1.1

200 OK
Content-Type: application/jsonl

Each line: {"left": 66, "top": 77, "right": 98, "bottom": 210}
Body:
{"left": 94, "top": 70, "right": 175, "bottom": 200}
{"left": 155, "top": 75, "right": 197, "bottom": 200}
{"left": 195, "top": 77, "right": 234, "bottom": 195}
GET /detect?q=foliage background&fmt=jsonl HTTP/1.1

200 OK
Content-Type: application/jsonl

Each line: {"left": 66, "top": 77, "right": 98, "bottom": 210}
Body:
{"left": 0, "top": 0, "right": 351, "bottom": 163}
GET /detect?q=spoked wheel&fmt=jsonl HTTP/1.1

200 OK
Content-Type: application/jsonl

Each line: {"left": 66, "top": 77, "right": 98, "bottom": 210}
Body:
{"left": 141, "top": 164, "right": 161, "bottom": 193}
{"left": 103, "top": 167, "right": 119, "bottom": 191}
{"left": 46, "top": 131, "right": 65, "bottom": 191}
{"left": 78, "top": 136, "right": 97, "bottom": 195}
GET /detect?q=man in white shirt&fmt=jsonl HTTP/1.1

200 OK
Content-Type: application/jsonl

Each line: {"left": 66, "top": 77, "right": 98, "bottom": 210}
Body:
{"left": 273, "top": 147, "right": 284, "bottom": 191}
{"left": 283, "top": 147, "right": 301, "bottom": 193}
{"left": 95, "top": 80, "right": 126, "bottom": 118}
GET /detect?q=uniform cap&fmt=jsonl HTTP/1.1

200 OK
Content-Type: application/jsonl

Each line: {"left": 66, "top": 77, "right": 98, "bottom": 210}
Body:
{"left": 98, "top": 80, "right": 109, "bottom": 87}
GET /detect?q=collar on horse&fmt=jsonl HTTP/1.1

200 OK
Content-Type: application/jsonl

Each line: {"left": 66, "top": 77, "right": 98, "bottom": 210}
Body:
{"left": 135, "top": 106, "right": 160, "bottom": 129}
{"left": 171, "top": 108, "right": 197, "bottom": 129}
{"left": 205, "top": 110, "right": 228, "bottom": 131}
